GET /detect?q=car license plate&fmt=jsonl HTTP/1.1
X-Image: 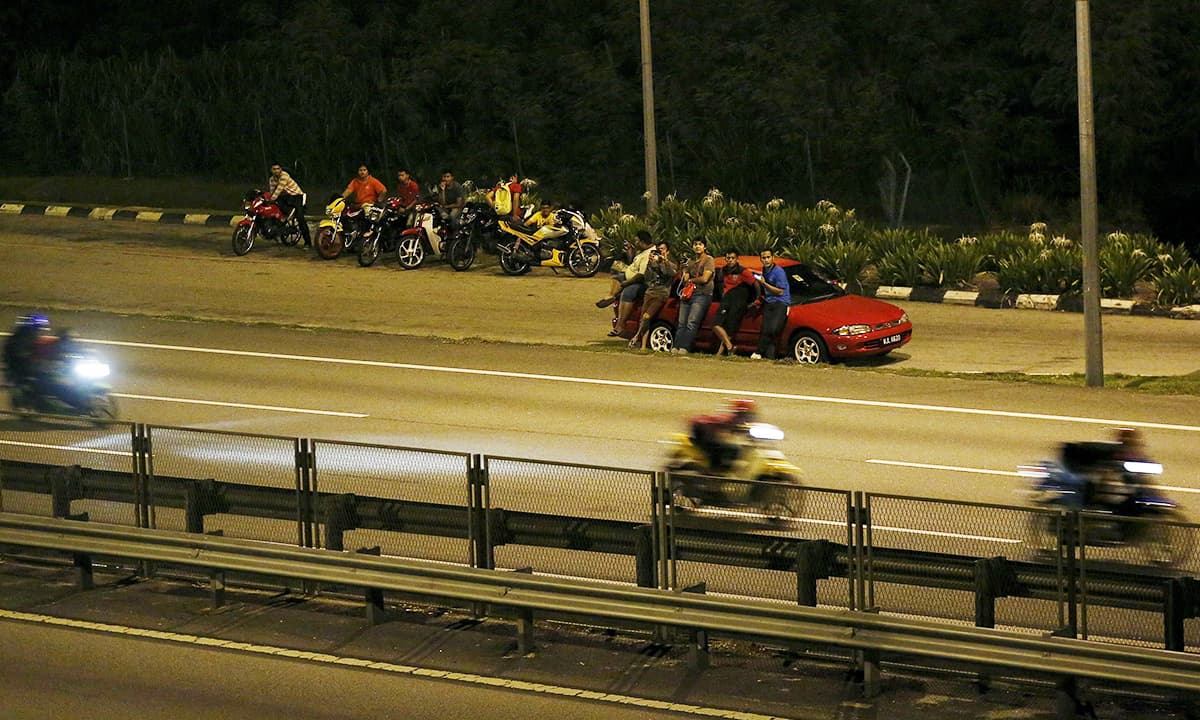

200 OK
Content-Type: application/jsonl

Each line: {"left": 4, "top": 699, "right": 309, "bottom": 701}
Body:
{"left": 881, "top": 333, "right": 902, "bottom": 345}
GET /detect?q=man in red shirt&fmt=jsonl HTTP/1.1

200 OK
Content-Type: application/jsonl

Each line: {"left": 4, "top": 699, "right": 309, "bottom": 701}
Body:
{"left": 342, "top": 165, "right": 387, "bottom": 208}
{"left": 395, "top": 169, "right": 421, "bottom": 225}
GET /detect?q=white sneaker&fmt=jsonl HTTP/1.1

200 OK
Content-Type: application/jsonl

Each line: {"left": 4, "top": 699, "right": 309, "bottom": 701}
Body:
{"left": 750, "top": 353, "right": 763, "bottom": 360}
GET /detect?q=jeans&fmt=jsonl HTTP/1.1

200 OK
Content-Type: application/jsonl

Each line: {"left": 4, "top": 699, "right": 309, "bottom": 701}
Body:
{"left": 757, "top": 302, "right": 789, "bottom": 358}
{"left": 675, "top": 293, "right": 713, "bottom": 351}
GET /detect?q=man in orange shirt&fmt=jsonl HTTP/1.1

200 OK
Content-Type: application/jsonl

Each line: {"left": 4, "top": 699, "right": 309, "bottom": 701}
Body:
{"left": 342, "top": 164, "right": 387, "bottom": 208}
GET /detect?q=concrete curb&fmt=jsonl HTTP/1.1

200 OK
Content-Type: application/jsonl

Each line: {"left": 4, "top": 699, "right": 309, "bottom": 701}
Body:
{"left": 1, "top": 200, "right": 239, "bottom": 227}
{"left": 869, "top": 285, "right": 1200, "bottom": 320}
{"left": 7, "top": 199, "right": 1199, "bottom": 319}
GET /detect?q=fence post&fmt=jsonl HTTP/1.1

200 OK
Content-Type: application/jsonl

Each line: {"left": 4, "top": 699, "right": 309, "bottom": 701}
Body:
{"left": 796, "top": 539, "right": 831, "bottom": 607}
{"left": 682, "top": 582, "right": 709, "bottom": 670}
{"left": 635, "top": 524, "right": 657, "bottom": 588}
{"left": 323, "top": 494, "right": 358, "bottom": 552}
{"left": 1164, "top": 577, "right": 1186, "bottom": 652}
{"left": 358, "top": 546, "right": 386, "bottom": 626}
{"left": 295, "top": 438, "right": 317, "bottom": 549}
{"left": 50, "top": 465, "right": 82, "bottom": 518}
{"left": 183, "top": 480, "right": 210, "bottom": 534}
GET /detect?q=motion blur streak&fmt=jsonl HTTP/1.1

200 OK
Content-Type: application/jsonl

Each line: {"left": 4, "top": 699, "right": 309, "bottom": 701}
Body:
{"left": 870, "top": 458, "right": 1200, "bottom": 494}
{"left": 87, "top": 337, "right": 1200, "bottom": 433}
{"left": 0, "top": 439, "right": 129, "bottom": 456}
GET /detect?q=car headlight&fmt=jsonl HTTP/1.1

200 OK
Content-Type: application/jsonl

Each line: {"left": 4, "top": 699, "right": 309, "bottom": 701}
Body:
{"left": 832, "top": 324, "right": 871, "bottom": 337}
{"left": 73, "top": 358, "right": 111, "bottom": 380}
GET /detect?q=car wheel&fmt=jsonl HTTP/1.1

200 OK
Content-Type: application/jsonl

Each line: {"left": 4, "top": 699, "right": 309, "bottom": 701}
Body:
{"left": 647, "top": 322, "right": 675, "bottom": 353}
{"left": 790, "top": 330, "right": 827, "bottom": 364}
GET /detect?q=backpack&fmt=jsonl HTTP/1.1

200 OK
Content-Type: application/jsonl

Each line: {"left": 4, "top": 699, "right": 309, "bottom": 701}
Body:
{"left": 493, "top": 184, "right": 512, "bottom": 215}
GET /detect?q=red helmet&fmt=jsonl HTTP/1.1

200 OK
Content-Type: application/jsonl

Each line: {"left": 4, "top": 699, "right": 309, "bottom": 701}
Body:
{"left": 728, "top": 398, "right": 757, "bottom": 417}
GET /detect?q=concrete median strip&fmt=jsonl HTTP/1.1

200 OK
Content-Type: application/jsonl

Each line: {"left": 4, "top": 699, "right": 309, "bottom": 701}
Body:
{"left": 4, "top": 198, "right": 1198, "bottom": 318}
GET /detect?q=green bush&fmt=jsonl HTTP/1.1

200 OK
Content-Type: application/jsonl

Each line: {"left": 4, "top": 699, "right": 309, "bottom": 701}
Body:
{"left": 1100, "top": 232, "right": 1158, "bottom": 298}
{"left": 997, "top": 245, "right": 1082, "bottom": 295}
{"left": 877, "top": 248, "right": 926, "bottom": 287}
{"left": 1155, "top": 262, "right": 1200, "bottom": 306}
{"left": 813, "top": 240, "right": 873, "bottom": 292}
{"left": 919, "top": 241, "right": 986, "bottom": 288}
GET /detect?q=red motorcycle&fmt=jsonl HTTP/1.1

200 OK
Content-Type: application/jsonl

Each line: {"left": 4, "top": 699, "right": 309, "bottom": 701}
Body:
{"left": 232, "top": 189, "right": 305, "bottom": 256}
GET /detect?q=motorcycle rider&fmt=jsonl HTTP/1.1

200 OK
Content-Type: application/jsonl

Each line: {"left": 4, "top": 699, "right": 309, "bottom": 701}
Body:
{"left": 3, "top": 314, "right": 51, "bottom": 391}
{"left": 268, "top": 163, "right": 311, "bottom": 246}
{"left": 433, "top": 170, "right": 466, "bottom": 229}
{"left": 688, "top": 399, "right": 758, "bottom": 474}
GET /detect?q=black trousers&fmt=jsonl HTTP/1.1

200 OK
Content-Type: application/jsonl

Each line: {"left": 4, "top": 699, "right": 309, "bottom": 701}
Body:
{"left": 276, "top": 192, "right": 310, "bottom": 244}
{"left": 757, "top": 302, "right": 788, "bottom": 358}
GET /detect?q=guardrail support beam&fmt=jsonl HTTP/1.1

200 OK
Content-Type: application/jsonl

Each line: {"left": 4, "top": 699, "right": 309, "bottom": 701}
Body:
{"left": 796, "top": 539, "right": 832, "bottom": 607}
{"left": 210, "top": 570, "right": 226, "bottom": 608}
{"left": 682, "top": 582, "right": 709, "bottom": 670}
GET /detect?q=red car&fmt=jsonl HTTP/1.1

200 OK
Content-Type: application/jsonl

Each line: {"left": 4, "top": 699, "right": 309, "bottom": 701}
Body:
{"left": 614, "top": 256, "right": 912, "bottom": 363}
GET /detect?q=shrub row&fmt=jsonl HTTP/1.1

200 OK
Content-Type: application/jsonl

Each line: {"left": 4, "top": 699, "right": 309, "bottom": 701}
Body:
{"left": 588, "top": 192, "right": 1200, "bottom": 306}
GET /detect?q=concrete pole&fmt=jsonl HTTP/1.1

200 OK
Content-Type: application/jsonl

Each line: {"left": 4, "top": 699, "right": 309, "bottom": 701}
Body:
{"left": 639, "top": 0, "right": 660, "bottom": 214}
{"left": 1076, "top": 0, "right": 1104, "bottom": 386}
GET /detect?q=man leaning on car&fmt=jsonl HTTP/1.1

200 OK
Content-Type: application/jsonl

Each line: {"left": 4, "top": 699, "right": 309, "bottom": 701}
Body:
{"left": 751, "top": 249, "right": 790, "bottom": 359}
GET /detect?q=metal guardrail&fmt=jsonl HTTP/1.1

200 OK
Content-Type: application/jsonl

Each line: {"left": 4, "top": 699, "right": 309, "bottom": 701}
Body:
{"left": 1, "top": 512, "right": 1198, "bottom": 696}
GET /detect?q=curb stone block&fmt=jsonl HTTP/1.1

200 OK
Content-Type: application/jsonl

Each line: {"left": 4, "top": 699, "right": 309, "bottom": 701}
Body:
{"left": 1015, "top": 293, "right": 1060, "bottom": 311}
{"left": 941, "top": 290, "right": 979, "bottom": 306}
{"left": 875, "top": 286, "right": 912, "bottom": 300}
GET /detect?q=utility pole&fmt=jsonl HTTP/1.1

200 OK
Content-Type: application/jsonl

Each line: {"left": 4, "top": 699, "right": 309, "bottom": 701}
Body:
{"left": 1076, "top": 0, "right": 1103, "bottom": 386}
{"left": 639, "top": 0, "right": 660, "bottom": 214}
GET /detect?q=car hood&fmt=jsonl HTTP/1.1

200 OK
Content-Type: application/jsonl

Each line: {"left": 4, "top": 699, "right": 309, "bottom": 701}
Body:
{"left": 796, "top": 293, "right": 906, "bottom": 330}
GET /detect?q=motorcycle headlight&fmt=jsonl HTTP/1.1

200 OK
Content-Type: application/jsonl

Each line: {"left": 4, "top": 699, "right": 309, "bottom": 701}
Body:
{"left": 747, "top": 423, "right": 785, "bottom": 441}
{"left": 73, "top": 358, "right": 111, "bottom": 380}
{"left": 1124, "top": 460, "right": 1163, "bottom": 475}
{"left": 832, "top": 324, "right": 871, "bottom": 337}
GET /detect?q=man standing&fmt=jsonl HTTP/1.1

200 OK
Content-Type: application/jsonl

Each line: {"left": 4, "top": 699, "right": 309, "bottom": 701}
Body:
{"left": 434, "top": 170, "right": 466, "bottom": 228}
{"left": 268, "top": 163, "right": 311, "bottom": 246}
{"left": 751, "top": 249, "right": 791, "bottom": 359}
{"left": 342, "top": 164, "right": 387, "bottom": 208}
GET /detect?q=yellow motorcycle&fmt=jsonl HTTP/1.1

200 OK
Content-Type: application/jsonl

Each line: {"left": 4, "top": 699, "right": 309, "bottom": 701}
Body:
{"left": 314, "top": 195, "right": 366, "bottom": 260}
{"left": 496, "top": 208, "right": 602, "bottom": 277}
{"left": 664, "top": 422, "right": 804, "bottom": 519}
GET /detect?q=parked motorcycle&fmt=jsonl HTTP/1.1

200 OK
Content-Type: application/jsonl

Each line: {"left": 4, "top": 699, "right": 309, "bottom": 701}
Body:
{"left": 8, "top": 349, "right": 118, "bottom": 421}
{"left": 495, "top": 209, "right": 602, "bottom": 277}
{"left": 455, "top": 201, "right": 502, "bottom": 254}
{"left": 1020, "top": 440, "right": 1187, "bottom": 565}
{"left": 664, "top": 422, "right": 804, "bottom": 519}
{"left": 314, "top": 196, "right": 365, "bottom": 260}
{"left": 393, "top": 202, "right": 473, "bottom": 271}
{"left": 232, "top": 189, "right": 305, "bottom": 256}
{"left": 357, "top": 197, "right": 411, "bottom": 267}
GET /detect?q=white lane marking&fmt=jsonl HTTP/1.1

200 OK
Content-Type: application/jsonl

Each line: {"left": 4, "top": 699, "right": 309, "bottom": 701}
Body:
{"left": 0, "top": 609, "right": 788, "bottom": 720}
{"left": 0, "top": 439, "right": 129, "bottom": 456}
{"left": 82, "top": 338, "right": 1200, "bottom": 433}
{"left": 869, "top": 458, "right": 1200, "bottom": 494}
{"left": 111, "top": 393, "right": 368, "bottom": 418}
{"left": 867, "top": 459, "right": 1020, "bottom": 477}
{"left": 685, "top": 507, "right": 1020, "bottom": 544}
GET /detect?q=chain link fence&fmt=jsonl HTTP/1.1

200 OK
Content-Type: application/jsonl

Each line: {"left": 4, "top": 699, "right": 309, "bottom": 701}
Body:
{"left": 146, "top": 425, "right": 301, "bottom": 545}
{"left": 865, "top": 493, "right": 1067, "bottom": 634}
{"left": 312, "top": 440, "right": 473, "bottom": 565}
{"left": 668, "top": 476, "right": 854, "bottom": 608}
{"left": 482, "top": 456, "right": 654, "bottom": 585}
{"left": 0, "top": 412, "right": 136, "bottom": 524}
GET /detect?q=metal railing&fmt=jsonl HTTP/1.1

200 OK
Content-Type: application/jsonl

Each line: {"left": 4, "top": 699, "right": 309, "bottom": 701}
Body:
{"left": 1, "top": 411, "right": 1198, "bottom": 654}
{"left": 2, "top": 511, "right": 1198, "bottom": 697}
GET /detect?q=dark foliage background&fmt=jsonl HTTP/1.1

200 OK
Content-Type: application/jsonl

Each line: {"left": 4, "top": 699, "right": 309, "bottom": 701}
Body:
{"left": 1, "top": 0, "right": 1196, "bottom": 252}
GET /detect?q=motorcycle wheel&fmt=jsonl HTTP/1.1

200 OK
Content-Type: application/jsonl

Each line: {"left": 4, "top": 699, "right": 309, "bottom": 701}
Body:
{"left": 314, "top": 227, "right": 342, "bottom": 260}
{"left": 647, "top": 322, "right": 675, "bottom": 353}
{"left": 232, "top": 225, "right": 255, "bottom": 256}
{"left": 753, "top": 476, "right": 804, "bottom": 520}
{"left": 358, "top": 235, "right": 381, "bottom": 267}
{"left": 279, "top": 221, "right": 302, "bottom": 247}
{"left": 447, "top": 235, "right": 476, "bottom": 272}
{"left": 396, "top": 236, "right": 425, "bottom": 270}
{"left": 498, "top": 248, "right": 531, "bottom": 276}
{"left": 89, "top": 394, "right": 118, "bottom": 423}
{"left": 567, "top": 243, "right": 602, "bottom": 278}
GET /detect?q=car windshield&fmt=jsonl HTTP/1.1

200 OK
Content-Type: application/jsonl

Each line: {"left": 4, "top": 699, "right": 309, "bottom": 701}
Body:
{"left": 786, "top": 265, "right": 845, "bottom": 304}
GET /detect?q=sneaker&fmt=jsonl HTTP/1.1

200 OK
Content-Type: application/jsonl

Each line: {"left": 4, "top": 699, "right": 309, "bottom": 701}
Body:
{"left": 750, "top": 353, "right": 763, "bottom": 360}
{"left": 595, "top": 297, "right": 616, "bottom": 309}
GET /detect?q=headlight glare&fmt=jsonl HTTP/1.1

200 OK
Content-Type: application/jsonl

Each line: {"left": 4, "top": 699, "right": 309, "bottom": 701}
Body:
{"left": 833, "top": 324, "right": 871, "bottom": 337}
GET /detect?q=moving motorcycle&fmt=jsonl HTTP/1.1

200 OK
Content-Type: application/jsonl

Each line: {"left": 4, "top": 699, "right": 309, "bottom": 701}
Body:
{"left": 1020, "top": 440, "right": 1187, "bottom": 565}
{"left": 8, "top": 350, "right": 118, "bottom": 421}
{"left": 394, "top": 202, "right": 475, "bottom": 271}
{"left": 357, "top": 197, "right": 411, "bottom": 267}
{"left": 232, "top": 189, "right": 305, "bottom": 256}
{"left": 664, "top": 422, "right": 804, "bottom": 519}
{"left": 314, "top": 196, "right": 365, "bottom": 260}
{"left": 496, "top": 209, "right": 602, "bottom": 277}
